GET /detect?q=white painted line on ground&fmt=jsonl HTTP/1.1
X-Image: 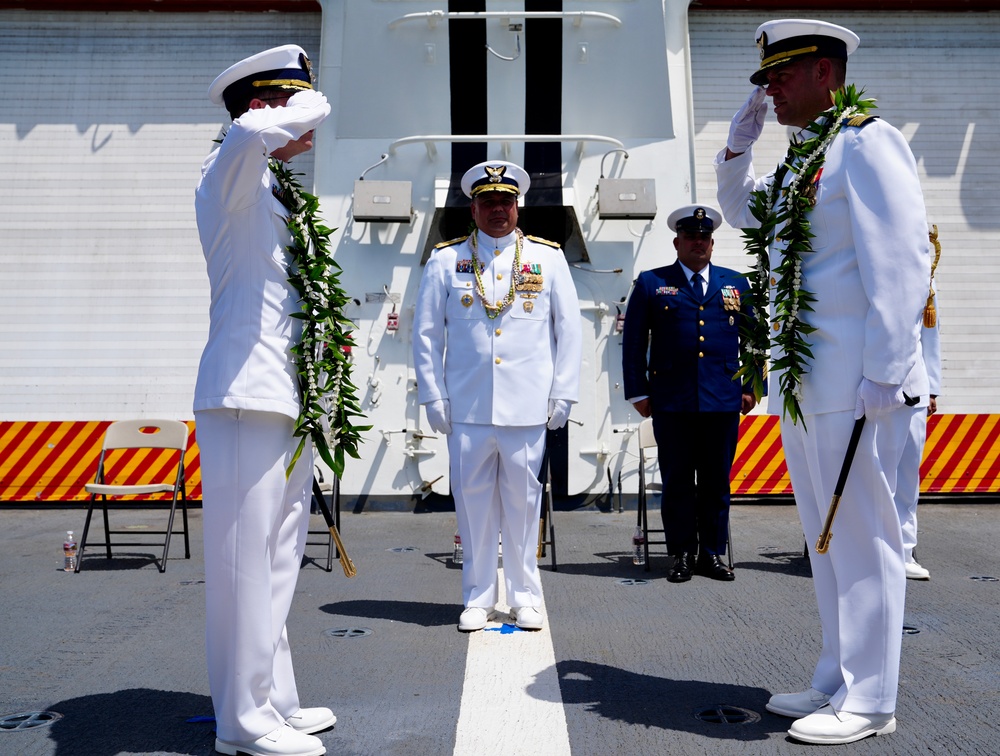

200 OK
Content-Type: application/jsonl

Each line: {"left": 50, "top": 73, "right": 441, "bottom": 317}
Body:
{"left": 453, "top": 564, "right": 571, "bottom": 756}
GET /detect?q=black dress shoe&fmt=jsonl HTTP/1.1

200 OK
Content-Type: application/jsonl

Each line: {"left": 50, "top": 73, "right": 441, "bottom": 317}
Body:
{"left": 696, "top": 553, "right": 735, "bottom": 581}
{"left": 667, "top": 553, "right": 693, "bottom": 583}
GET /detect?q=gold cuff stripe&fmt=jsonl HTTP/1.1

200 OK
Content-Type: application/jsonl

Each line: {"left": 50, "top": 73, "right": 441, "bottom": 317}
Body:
{"left": 760, "top": 45, "right": 819, "bottom": 68}
{"left": 252, "top": 79, "right": 313, "bottom": 89}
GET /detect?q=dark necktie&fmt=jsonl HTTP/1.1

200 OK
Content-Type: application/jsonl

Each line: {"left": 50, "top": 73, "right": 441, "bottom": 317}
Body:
{"left": 691, "top": 272, "right": 704, "bottom": 301}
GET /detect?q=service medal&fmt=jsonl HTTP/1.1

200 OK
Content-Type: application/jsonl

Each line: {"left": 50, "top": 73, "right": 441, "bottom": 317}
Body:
{"left": 722, "top": 285, "right": 741, "bottom": 312}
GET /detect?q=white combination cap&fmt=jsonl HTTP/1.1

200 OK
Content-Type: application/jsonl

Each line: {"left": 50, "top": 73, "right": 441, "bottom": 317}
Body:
{"left": 751, "top": 19, "right": 859, "bottom": 85}
{"left": 666, "top": 205, "right": 722, "bottom": 234}
{"left": 208, "top": 44, "right": 314, "bottom": 106}
{"left": 460, "top": 161, "right": 531, "bottom": 199}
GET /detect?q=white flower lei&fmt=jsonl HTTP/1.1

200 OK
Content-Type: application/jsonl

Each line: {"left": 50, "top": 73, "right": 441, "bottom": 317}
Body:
{"left": 269, "top": 158, "right": 369, "bottom": 477}
{"left": 738, "top": 85, "right": 875, "bottom": 425}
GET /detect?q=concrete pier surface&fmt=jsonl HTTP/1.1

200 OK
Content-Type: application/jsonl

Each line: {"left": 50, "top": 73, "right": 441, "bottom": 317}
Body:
{"left": 2, "top": 502, "right": 997, "bottom": 755}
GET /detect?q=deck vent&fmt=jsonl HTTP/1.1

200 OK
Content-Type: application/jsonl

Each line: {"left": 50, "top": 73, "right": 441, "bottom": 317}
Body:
{"left": 0, "top": 711, "right": 63, "bottom": 731}
{"left": 694, "top": 705, "right": 760, "bottom": 725}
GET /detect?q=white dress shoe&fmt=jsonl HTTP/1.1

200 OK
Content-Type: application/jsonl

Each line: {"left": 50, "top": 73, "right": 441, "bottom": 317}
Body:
{"left": 286, "top": 707, "right": 336, "bottom": 734}
{"left": 788, "top": 704, "right": 896, "bottom": 744}
{"left": 765, "top": 687, "right": 832, "bottom": 718}
{"left": 510, "top": 606, "right": 544, "bottom": 630}
{"left": 905, "top": 560, "right": 930, "bottom": 580}
{"left": 216, "top": 723, "right": 325, "bottom": 756}
{"left": 458, "top": 606, "right": 490, "bottom": 632}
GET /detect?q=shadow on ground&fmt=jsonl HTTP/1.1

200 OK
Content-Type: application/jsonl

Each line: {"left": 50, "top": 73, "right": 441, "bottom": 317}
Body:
{"left": 43, "top": 688, "right": 214, "bottom": 756}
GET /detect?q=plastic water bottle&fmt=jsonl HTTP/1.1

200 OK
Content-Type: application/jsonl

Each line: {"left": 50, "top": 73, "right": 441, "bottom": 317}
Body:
{"left": 632, "top": 525, "right": 646, "bottom": 566}
{"left": 452, "top": 531, "right": 463, "bottom": 565}
{"left": 63, "top": 530, "right": 78, "bottom": 572}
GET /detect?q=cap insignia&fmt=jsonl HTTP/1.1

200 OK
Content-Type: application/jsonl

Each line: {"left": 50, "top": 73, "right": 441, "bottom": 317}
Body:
{"left": 299, "top": 53, "right": 313, "bottom": 84}
{"left": 485, "top": 165, "right": 507, "bottom": 185}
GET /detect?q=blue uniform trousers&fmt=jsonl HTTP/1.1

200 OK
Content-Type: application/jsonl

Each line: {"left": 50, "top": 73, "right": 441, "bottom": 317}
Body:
{"left": 652, "top": 410, "right": 739, "bottom": 555}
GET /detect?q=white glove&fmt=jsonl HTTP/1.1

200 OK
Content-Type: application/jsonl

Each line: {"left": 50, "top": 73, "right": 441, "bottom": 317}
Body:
{"left": 854, "top": 378, "right": 905, "bottom": 420}
{"left": 727, "top": 87, "right": 768, "bottom": 155}
{"left": 424, "top": 399, "right": 452, "bottom": 435}
{"left": 286, "top": 88, "right": 328, "bottom": 110}
{"left": 547, "top": 399, "right": 572, "bottom": 430}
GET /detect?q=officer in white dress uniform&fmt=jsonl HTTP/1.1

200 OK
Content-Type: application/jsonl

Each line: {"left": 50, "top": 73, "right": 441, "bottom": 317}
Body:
{"left": 714, "top": 20, "right": 929, "bottom": 745}
{"left": 195, "top": 45, "right": 335, "bottom": 756}
{"left": 897, "top": 266, "right": 942, "bottom": 581}
{"left": 412, "top": 161, "right": 582, "bottom": 632}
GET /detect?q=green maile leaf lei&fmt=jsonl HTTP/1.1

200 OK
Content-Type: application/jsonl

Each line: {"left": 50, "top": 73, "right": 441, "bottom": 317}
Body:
{"left": 269, "top": 158, "right": 371, "bottom": 478}
{"left": 737, "top": 84, "right": 875, "bottom": 427}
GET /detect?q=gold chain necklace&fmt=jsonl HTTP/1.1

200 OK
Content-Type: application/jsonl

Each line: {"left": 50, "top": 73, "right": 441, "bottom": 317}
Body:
{"left": 470, "top": 228, "right": 523, "bottom": 320}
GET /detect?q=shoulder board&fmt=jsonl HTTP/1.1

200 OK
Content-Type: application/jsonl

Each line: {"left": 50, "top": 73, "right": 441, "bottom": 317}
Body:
{"left": 434, "top": 235, "right": 468, "bottom": 249}
{"left": 526, "top": 235, "right": 561, "bottom": 248}
{"left": 845, "top": 114, "right": 879, "bottom": 129}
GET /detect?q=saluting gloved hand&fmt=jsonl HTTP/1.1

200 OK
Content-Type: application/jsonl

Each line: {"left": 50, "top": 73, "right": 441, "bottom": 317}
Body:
{"left": 424, "top": 399, "right": 452, "bottom": 435}
{"left": 727, "top": 86, "right": 768, "bottom": 155}
{"left": 854, "top": 378, "right": 905, "bottom": 420}
{"left": 286, "top": 88, "right": 330, "bottom": 113}
{"left": 547, "top": 399, "right": 572, "bottom": 430}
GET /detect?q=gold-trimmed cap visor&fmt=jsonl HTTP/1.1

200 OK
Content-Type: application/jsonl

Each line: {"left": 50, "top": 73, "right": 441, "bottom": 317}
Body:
{"left": 470, "top": 183, "right": 521, "bottom": 198}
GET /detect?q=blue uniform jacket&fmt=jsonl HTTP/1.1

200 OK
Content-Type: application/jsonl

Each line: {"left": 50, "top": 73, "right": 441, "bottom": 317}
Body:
{"left": 622, "top": 261, "right": 752, "bottom": 413}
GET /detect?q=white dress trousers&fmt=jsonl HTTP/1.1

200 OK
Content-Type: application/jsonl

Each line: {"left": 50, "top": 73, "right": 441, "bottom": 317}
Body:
{"left": 896, "top": 410, "right": 927, "bottom": 562}
{"left": 196, "top": 408, "right": 314, "bottom": 743}
{"left": 782, "top": 406, "right": 918, "bottom": 715}
{"left": 895, "top": 317, "right": 940, "bottom": 562}
{"left": 449, "top": 422, "right": 546, "bottom": 610}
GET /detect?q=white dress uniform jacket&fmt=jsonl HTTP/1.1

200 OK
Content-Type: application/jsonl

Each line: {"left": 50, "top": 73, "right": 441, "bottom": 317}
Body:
{"left": 413, "top": 229, "right": 582, "bottom": 425}
{"left": 194, "top": 90, "right": 331, "bottom": 419}
{"left": 715, "top": 118, "right": 929, "bottom": 413}
{"left": 715, "top": 114, "right": 929, "bottom": 717}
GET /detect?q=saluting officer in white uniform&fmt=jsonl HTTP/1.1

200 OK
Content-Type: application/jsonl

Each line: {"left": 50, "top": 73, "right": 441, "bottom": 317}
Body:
{"left": 195, "top": 45, "right": 334, "bottom": 756}
{"left": 715, "top": 20, "right": 929, "bottom": 745}
{"left": 413, "top": 161, "right": 582, "bottom": 632}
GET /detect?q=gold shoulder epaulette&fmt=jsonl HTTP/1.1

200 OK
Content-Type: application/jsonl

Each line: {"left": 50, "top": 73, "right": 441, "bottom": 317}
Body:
{"left": 526, "top": 235, "right": 561, "bottom": 248}
{"left": 845, "top": 115, "right": 879, "bottom": 128}
{"left": 434, "top": 235, "right": 468, "bottom": 249}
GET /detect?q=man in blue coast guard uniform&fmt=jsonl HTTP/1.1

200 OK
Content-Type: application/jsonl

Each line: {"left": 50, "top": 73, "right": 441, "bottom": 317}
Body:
{"left": 195, "top": 45, "right": 335, "bottom": 756}
{"left": 715, "top": 18, "right": 929, "bottom": 745}
{"left": 413, "top": 161, "right": 582, "bottom": 632}
{"left": 622, "top": 205, "right": 756, "bottom": 583}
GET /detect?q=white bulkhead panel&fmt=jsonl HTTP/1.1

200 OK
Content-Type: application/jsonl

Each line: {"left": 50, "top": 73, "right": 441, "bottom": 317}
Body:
{"left": 0, "top": 10, "right": 320, "bottom": 421}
